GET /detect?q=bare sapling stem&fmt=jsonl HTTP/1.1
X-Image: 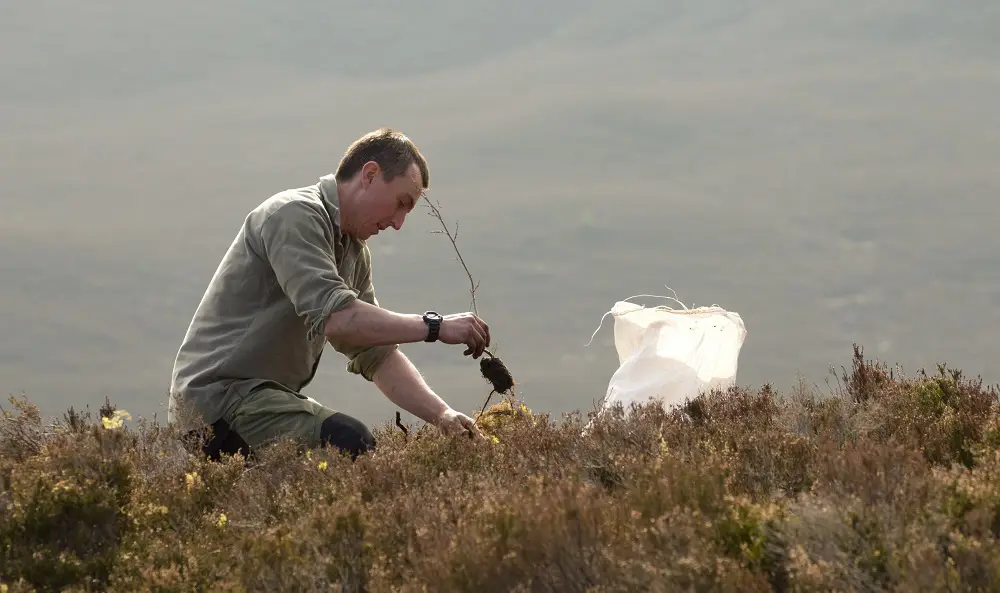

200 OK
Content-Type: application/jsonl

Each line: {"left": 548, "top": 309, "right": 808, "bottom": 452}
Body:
{"left": 424, "top": 198, "right": 481, "bottom": 320}
{"left": 423, "top": 198, "right": 516, "bottom": 425}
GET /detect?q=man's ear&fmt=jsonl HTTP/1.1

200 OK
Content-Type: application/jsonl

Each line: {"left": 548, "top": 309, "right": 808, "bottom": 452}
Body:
{"left": 360, "top": 161, "right": 379, "bottom": 189}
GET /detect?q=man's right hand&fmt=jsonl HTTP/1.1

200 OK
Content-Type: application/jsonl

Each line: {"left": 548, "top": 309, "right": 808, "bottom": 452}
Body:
{"left": 437, "top": 312, "right": 490, "bottom": 358}
{"left": 435, "top": 407, "right": 484, "bottom": 440}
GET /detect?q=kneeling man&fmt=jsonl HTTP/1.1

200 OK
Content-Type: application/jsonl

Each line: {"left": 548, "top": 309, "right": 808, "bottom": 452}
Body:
{"left": 168, "top": 128, "right": 490, "bottom": 460}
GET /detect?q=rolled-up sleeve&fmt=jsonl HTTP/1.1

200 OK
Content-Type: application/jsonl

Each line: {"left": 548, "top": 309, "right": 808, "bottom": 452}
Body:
{"left": 341, "top": 245, "right": 397, "bottom": 381}
{"left": 258, "top": 202, "right": 359, "bottom": 342}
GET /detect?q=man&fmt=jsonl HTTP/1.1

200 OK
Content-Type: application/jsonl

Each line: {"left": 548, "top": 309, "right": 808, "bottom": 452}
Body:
{"left": 168, "top": 128, "right": 490, "bottom": 461}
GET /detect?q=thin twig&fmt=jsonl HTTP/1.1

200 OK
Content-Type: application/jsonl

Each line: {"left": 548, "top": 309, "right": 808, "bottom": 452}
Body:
{"left": 425, "top": 199, "right": 479, "bottom": 317}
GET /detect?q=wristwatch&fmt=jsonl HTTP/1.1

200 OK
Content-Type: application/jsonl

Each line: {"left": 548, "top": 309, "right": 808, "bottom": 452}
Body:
{"left": 422, "top": 311, "right": 443, "bottom": 342}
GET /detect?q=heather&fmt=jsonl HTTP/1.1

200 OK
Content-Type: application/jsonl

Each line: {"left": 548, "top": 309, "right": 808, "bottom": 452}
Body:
{"left": 3, "top": 346, "right": 1000, "bottom": 592}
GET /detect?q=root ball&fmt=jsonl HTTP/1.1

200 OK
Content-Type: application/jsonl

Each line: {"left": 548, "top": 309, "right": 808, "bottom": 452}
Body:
{"left": 480, "top": 354, "right": 515, "bottom": 394}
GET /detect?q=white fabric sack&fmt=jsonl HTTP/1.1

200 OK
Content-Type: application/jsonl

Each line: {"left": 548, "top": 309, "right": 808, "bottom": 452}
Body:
{"left": 593, "top": 297, "right": 747, "bottom": 416}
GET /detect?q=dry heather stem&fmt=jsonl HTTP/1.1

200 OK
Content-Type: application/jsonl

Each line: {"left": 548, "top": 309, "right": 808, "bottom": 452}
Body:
{"left": 4, "top": 347, "right": 1000, "bottom": 591}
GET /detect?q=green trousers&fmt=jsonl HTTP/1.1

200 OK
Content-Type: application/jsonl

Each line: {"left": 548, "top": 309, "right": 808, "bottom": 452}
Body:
{"left": 222, "top": 384, "right": 338, "bottom": 449}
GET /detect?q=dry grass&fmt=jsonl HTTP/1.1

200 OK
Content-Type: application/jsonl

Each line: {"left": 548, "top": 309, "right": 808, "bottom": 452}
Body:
{"left": 2, "top": 345, "right": 1000, "bottom": 592}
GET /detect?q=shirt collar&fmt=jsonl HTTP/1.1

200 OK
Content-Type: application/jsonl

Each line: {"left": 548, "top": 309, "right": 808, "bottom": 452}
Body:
{"left": 317, "top": 173, "right": 343, "bottom": 231}
{"left": 317, "top": 173, "right": 367, "bottom": 258}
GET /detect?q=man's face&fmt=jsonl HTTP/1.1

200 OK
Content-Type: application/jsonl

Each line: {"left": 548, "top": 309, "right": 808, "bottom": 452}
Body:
{"left": 353, "top": 160, "right": 422, "bottom": 240}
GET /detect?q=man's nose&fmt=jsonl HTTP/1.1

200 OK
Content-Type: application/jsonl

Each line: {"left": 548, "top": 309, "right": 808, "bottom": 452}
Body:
{"left": 391, "top": 212, "right": 405, "bottom": 230}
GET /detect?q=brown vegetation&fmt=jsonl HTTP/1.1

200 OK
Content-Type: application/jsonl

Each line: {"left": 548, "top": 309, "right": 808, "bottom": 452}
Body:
{"left": 3, "top": 345, "right": 1000, "bottom": 591}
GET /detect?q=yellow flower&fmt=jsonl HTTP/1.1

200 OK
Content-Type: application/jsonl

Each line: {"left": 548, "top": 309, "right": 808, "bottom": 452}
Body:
{"left": 101, "top": 409, "right": 132, "bottom": 429}
{"left": 318, "top": 461, "right": 328, "bottom": 471}
{"left": 217, "top": 513, "right": 228, "bottom": 528}
{"left": 185, "top": 472, "right": 200, "bottom": 492}
{"left": 491, "top": 435, "right": 501, "bottom": 444}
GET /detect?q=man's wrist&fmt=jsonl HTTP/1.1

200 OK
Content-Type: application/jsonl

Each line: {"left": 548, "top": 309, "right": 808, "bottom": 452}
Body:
{"left": 396, "top": 313, "right": 431, "bottom": 344}
{"left": 433, "top": 405, "right": 456, "bottom": 424}
{"left": 422, "top": 311, "right": 443, "bottom": 342}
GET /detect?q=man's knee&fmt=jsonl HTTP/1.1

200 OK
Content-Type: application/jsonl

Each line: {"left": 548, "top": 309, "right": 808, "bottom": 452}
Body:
{"left": 319, "top": 412, "right": 375, "bottom": 460}
{"left": 191, "top": 419, "right": 252, "bottom": 462}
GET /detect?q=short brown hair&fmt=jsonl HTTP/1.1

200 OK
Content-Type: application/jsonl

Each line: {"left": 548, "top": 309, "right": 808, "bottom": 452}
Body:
{"left": 335, "top": 127, "right": 429, "bottom": 189}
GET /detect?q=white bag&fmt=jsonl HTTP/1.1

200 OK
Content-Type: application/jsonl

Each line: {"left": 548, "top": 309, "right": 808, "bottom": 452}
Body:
{"left": 590, "top": 296, "right": 747, "bottom": 417}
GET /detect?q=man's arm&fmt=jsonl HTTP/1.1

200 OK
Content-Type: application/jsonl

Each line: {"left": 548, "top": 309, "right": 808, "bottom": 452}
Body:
{"left": 323, "top": 299, "right": 426, "bottom": 347}
{"left": 329, "top": 245, "right": 485, "bottom": 438}
{"left": 371, "top": 348, "right": 482, "bottom": 437}
{"left": 324, "top": 298, "right": 491, "bottom": 358}
{"left": 371, "top": 348, "right": 448, "bottom": 422}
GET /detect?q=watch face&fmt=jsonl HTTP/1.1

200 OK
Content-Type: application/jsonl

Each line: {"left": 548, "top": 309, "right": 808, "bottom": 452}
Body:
{"left": 425, "top": 311, "right": 442, "bottom": 321}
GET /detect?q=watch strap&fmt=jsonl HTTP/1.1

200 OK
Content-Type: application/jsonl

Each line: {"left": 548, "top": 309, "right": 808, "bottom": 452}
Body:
{"left": 423, "top": 311, "right": 441, "bottom": 342}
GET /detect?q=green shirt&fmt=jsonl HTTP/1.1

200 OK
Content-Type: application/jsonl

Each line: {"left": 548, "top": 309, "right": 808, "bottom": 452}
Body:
{"left": 168, "top": 174, "right": 396, "bottom": 427}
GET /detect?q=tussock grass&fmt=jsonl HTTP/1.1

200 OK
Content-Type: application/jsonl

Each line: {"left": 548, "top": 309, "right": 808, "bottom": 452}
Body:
{"left": 2, "top": 345, "right": 1000, "bottom": 592}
